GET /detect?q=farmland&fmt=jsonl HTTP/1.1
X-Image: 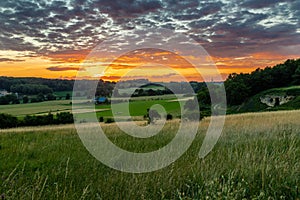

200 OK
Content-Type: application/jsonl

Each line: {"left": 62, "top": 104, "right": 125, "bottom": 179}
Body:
{"left": 0, "top": 110, "right": 299, "bottom": 199}
{"left": 0, "top": 100, "right": 72, "bottom": 117}
{"left": 0, "top": 95, "right": 184, "bottom": 120}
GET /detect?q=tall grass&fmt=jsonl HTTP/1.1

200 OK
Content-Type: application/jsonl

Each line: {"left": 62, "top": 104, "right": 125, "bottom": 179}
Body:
{"left": 0, "top": 110, "right": 299, "bottom": 199}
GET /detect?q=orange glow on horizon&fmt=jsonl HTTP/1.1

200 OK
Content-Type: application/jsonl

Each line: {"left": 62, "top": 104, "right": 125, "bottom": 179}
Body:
{"left": 0, "top": 49, "right": 299, "bottom": 82}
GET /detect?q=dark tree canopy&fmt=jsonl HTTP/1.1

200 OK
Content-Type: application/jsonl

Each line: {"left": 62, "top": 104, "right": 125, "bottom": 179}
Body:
{"left": 224, "top": 59, "right": 300, "bottom": 105}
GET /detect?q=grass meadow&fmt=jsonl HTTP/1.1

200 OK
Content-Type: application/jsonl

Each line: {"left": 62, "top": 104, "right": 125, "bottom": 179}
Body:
{"left": 0, "top": 96, "right": 183, "bottom": 123}
{"left": 0, "top": 110, "right": 299, "bottom": 199}
{"left": 0, "top": 100, "right": 73, "bottom": 117}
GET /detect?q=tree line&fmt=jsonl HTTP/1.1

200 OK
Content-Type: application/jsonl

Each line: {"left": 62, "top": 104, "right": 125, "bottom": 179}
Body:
{"left": 0, "top": 112, "right": 74, "bottom": 129}
{"left": 224, "top": 59, "right": 300, "bottom": 105}
{"left": 0, "top": 93, "right": 70, "bottom": 105}
{"left": 1, "top": 58, "right": 299, "bottom": 108}
{"left": 0, "top": 77, "right": 74, "bottom": 92}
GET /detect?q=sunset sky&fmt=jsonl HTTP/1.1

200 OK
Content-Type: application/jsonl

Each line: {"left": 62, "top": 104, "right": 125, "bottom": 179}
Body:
{"left": 0, "top": 0, "right": 300, "bottom": 81}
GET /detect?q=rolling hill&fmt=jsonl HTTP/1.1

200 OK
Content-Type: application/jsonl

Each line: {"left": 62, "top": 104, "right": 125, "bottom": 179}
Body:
{"left": 229, "top": 86, "right": 300, "bottom": 113}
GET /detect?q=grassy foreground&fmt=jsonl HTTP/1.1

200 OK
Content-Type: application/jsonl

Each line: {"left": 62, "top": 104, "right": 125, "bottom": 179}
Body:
{"left": 0, "top": 111, "right": 300, "bottom": 199}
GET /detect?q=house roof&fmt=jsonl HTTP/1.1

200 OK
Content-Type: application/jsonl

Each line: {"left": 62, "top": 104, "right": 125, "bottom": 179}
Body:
{"left": 94, "top": 97, "right": 107, "bottom": 103}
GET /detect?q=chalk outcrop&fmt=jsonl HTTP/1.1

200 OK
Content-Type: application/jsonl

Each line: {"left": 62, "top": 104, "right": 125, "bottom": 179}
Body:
{"left": 260, "top": 95, "right": 294, "bottom": 107}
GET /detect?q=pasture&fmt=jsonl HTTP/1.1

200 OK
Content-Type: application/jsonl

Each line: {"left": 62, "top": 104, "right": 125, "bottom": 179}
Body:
{"left": 0, "top": 100, "right": 72, "bottom": 117}
{"left": 0, "top": 110, "right": 299, "bottom": 199}
{"left": 0, "top": 95, "right": 184, "bottom": 121}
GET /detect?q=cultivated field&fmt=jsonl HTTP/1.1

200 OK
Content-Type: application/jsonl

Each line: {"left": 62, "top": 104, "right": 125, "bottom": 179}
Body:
{"left": 0, "top": 95, "right": 183, "bottom": 120}
{"left": 0, "top": 100, "right": 73, "bottom": 117}
{"left": 0, "top": 110, "right": 299, "bottom": 199}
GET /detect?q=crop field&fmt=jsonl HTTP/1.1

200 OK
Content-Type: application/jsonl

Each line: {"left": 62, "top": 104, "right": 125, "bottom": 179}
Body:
{"left": 53, "top": 91, "right": 73, "bottom": 99}
{"left": 0, "top": 110, "right": 299, "bottom": 199}
{"left": 95, "top": 99, "right": 181, "bottom": 120}
{"left": 0, "top": 95, "right": 184, "bottom": 120}
{"left": 0, "top": 100, "right": 73, "bottom": 117}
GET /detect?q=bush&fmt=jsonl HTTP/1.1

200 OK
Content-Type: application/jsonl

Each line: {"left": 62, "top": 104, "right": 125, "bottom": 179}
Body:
{"left": 0, "top": 113, "right": 18, "bottom": 128}
{"left": 37, "top": 93, "right": 45, "bottom": 102}
{"left": 22, "top": 113, "right": 54, "bottom": 126}
{"left": 23, "top": 96, "right": 29, "bottom": 103}
{"left": 166, "top": 114, "right": 173, "bottom": 120}
{"left": 46, "top": 93, "right": 56, "bottom": 101}
{"left": 99, "top": 116, "right": 104, "bottom": 122}
{"left": 105, "top": 118, "right": 114, "bottom": 124}
{"left": 0, "top": 94, "right": 18, "bottom": 105}
{"left": 1, "top": 112, "right": 74, "bottom": 128}
{"left": 66, "top": 93, "right": 71, "bottom": 100}
{"left": 30, "top": 98, "right": 39, "bottom": 103}
{"left": 55, "top": 112, "right": 74, "bottom": 124}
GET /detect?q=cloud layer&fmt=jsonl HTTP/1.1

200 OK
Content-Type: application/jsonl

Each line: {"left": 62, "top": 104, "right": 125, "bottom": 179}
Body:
{"left": 0, "top": 0, "right": 299, "bottom": 77}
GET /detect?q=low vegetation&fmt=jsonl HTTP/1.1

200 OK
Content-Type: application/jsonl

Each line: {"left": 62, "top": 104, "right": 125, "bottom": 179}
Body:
{"left": 0, "top": 112, "right": 74, "bottom": 128}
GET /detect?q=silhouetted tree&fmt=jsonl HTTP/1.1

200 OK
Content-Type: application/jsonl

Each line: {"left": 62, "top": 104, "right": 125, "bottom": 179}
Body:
{"left": 23, "top": 96, "right": 29, "bottom": 103}
{"left": 46, "top": 93, "right": 56, "bottom": 101}
{"left": 66, "top": 93, "right": 71, "bottom": 100}
{"left": 0, "top": 113, "right": 18, "bottom": 128}
{"left": 166, "top": 114, "right": 173, "bottom": 120}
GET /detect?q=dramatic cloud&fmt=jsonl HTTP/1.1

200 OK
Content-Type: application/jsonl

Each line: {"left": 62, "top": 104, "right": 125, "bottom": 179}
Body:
{"left": 46, "top": 66, "right": 81, "bottom": 71}
{"left": 0, "top": 0, "right": 299, "bottom": 79}
{"left": 0, "top": 58, "right": 25, "bottom": 62}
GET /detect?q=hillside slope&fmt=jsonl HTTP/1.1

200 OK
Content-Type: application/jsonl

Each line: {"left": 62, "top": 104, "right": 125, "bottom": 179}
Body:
{"left": 229, "top": 86, "right": 300, "bottom": 113}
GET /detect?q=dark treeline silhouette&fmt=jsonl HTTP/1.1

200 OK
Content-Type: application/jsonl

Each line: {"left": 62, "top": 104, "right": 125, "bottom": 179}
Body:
{"left": 0, "top": 77, "right": 206, "bottom": 99}
{"left": 0, "top": 93, "right": 61, "bottom": 105}
{"left": 1, "top": 58, "right": 299, "bottom": 107}
{"left": 225, "top": 59, "right": 300, "bottom": 105}
{"left": 0, "top": 77, "right": 74, "bottom": 92}
{"left": 0, "top": 94, "right": 19, "bottom": 105}
{"left": 0, "top": 112, "right": 74, "bottom": 129}
{"left": 10, "top": 84, "right": 53, "bottom": 95}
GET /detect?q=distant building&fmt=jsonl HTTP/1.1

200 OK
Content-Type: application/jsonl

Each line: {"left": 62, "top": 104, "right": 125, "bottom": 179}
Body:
{"left": 93, "top": 97, "right": 108, "bottom": 104}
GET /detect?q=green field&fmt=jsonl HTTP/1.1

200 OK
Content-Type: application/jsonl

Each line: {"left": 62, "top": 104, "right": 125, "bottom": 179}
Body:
{"left": 95, "top": 99, "right": 181, "bottom": 119}
{"left": 53, "top": 91, "right": 73, "bottom": 99}
{"left": 0, "top": 100, "right": 72, "bottom": 117}
{"left": 0, "top": 95, "right": 185, "bottom": 121}
{"left": 0, "top": 110, "right": 299, "bottom": 199}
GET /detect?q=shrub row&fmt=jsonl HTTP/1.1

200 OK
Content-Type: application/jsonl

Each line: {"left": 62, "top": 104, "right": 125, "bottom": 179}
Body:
{"left": 0, "top": 112, "right": 74, "bottom": 129}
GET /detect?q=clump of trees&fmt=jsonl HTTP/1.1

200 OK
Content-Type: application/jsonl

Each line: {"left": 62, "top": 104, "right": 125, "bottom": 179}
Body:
{"left": 130, "top": 88, "right": 173, "bottom": 97}
{"left": 0, "top": 94, "right": 19, "bottom": 105}
{"left": 0, "top": 113, "right": 18, "bottom": 128}
{"left": 225, "top": 59, "right": 300, "bottom": 105}
{"left": 0, "top": 77, "right": 74, "bottom": 92}
{"left": 99, "top": 116, "right": 104, "bottom": 122}
{"left": 0, "top": 92, "right": 59, "bottom": 105}
{"left": 166, "top": 113, "right": 173, "bottom": 120}
{"left": 10, "top": 84, "right": 53, "bottom": 95}
{"left": 0, "top": 112, "right": 74, "bottom": 129}
{"left": 105, "top": 118, "right": 115, "bottom": 124}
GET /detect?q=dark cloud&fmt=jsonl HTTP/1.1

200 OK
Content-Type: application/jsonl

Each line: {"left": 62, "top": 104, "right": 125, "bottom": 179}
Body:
{"left": 46, "top": 66, "right": 81, "bottom": 71}
{"left": 241, "top": 0, "right": 278, "bottom": 8}
{"left": 151, "top": 73, "right": 177, "bottom": 79}
{"left": 92, "top": 0, "right": 162, "bottom": 18}
{"left": 0, "top": 0, "right": 298, "bottom": 61}
{"left": 241, "top": 0, "right": 296, "bottom": 9}
{"left": 162, "top": 0, "right": 199, "bottom": 11}
{"left": 0, "top": 58, "right": 25, "bottom": 62}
